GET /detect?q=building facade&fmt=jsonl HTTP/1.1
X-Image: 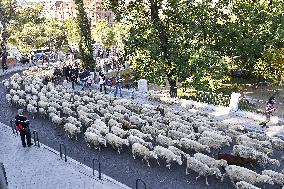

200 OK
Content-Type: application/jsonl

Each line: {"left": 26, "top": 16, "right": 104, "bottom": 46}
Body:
{"left": 43, "top": 0, "right": 114, "bottom": 27}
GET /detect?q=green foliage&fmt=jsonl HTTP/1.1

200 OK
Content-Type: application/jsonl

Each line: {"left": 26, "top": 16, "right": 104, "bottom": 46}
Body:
{"left": 106, "top": 0, "right": 284, "bottom": 91}
{"left": 64, "top": 19, "right": 80, "bottom": 46}
{"left": 7, "top": 3, "right": 67, "bottom": 53}
{"left": 254, "top": 48, "right": 284, "bottom": 84}
{"left": 74, "top": 0, "right": 94, "bottom": 69}
{"left": 92, "top": 20, "right": 116, "bottom": 49}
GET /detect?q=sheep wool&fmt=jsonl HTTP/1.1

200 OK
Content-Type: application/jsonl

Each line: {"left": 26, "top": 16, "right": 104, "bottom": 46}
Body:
{"left": 179, "top": 138, "right": 210, "bottom": 153}
{"left": 131, "top": 143, "right": 158, "bottom": 167}
{"left": 106, "top": 133, "right": 129, "bottom": 154}
{"left": 84, "top": 132, "right": 106, "bottom": 150}
{"left": 154, "top": 145, "right": 182, "bottom": 169}
{"left": 194, "top": 153, "right": 227, "bottom": 169}
{"left": 222, "top": 165, "right": 273, "bottom": 185}
{"left": 186, "top": 156, "right": 222, "bottom": 186}
{"left": 63, "top": 123, "right": 81, "bottom": 140}
{"left": 236, "top": 181, "right": 261, "bottom": 189}
{"left": 262, "top": 170, "right": 284, "bottom": 185}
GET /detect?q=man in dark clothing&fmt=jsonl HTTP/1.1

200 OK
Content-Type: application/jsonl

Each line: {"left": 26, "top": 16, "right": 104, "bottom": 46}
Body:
{"left": 15, "top": 109, "right": 32, "bottom": 147}
{"left": 259, "top": 95, "right": 277, "bottom": 127}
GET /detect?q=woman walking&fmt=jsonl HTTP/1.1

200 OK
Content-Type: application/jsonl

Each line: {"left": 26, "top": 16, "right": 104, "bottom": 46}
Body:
{"left": 259, "top": 95, "right": 277, "bottom": 127}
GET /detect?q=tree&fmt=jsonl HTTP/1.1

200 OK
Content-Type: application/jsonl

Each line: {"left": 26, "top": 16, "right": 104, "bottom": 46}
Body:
{"left": 7, "top": 3, "right": 68, "bottom": 54}
{"left": 74, "top": 0, "right": 94, "bottom": 69}
{"left": 92, "top": 20, "right": 117, "bottom": 49}
{"left": 64, "top": 19, "right": 80, "bottom": 46}
{"left": 0, "top": 0, "right": 17, "bottom": 70}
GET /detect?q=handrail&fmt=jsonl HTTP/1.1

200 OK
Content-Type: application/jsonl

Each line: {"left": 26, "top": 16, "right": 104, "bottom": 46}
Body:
{"left": 136, "top": 178, "right": 147, "bottom": 189}
{"left": 33, "top": 130, "right": 40, "bottom": 147}
{"left": 10, "top": 120, "right": 18, "bottom": 136}
{"left": 92, "top": 158, "right": 102, "bottom": 180}
{"left": 0, "top": 163, "right": 8, "bottom": 189}
{"left": 60, "top": 144, "right": 67, "bottom": 162}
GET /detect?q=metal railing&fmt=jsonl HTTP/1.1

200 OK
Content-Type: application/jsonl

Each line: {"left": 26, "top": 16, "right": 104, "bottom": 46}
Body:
{"left": 0, "top": 163, "right": 8, "bottom": 189}
{"left": 60, "top": 144, "right": 67, "bottom": 162}
{"left": 136, "top": 178, "right": 147, "bottom": 189}
{"left": 10, "top": 119, "right": 18, "bottom": 136}
{"left": 33, "top": 130, "right": 40, "bottom": 147}
{"left": 92, "top": 158, "right": 102, "bottom": 180}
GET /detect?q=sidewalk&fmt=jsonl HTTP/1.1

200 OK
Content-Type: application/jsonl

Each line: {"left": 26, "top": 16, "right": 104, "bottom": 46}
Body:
{"left": 0, "top": 123, "right": 131, "bottom": 189}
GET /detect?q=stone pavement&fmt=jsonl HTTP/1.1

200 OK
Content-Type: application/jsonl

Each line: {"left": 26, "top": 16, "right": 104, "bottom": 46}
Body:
{"left": 0, "top": 123, "right": 131, "bottom": 189}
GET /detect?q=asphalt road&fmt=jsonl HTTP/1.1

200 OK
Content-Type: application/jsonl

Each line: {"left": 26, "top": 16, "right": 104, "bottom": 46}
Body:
{"left": 0, "top": 73, "right": 282, "bottom": 189}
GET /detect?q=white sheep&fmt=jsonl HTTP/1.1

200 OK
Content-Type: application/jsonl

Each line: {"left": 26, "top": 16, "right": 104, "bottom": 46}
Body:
{"left": 51, "top": 115, "right": 64, "bottom": 125}
{"left": 28, "top": 99, "right": 37, "bottom": 106}
{"left": 111, "top": 126, "right": 128, "bottom": 138}
{"left": 201, "top": 130, "right": 232, "bottom": 145}
{"left": 246, "top": 132, "right": 270, "bottom": 141}
{"left": 38, "top": 100, "right": 49, "bottom": 109}
{"left": 233, "top": 145, "right": 279, "bottom": 167}
{"left": 47, "top": 106, "right": 57, "bottom": 114}
{"left": 38, "top": 108, "right": 47, "bottom": 116}
{"left": 106, "top": 133, "right": 129, "bottom": 153}
{"left": 128, "top": 129, "right": 153, "bottom": 141}
{"left": 238, "top": 140, "right": 273, "bottom": 155}
{"left": 63, "top": 123, "right": 81, "bottom": 140}
{"left": 156, "top": 134, "right": 178, "bottom": 147}
{"left": 6, "top": 94, "right": 12, "bottom": 103}
{"left": 235, "top": 181, "right": 261, "bottom": 189}
{"left": 131, "top": 143, "right": 158, "bottom": 167}
{"left": 198, "top": 136, "right": 229, "bottom": 150}
{"left": 84, "top": 132, "right": 106, "bottom": 150}
{"left": 168, "top": 146, "right": 187, "bottom": 159}
{"left": 167, "top": 130, "right": 198, "bottom": 141}
{"left": 222, "top": 165, "right": 273, "bottom": 186}
{"left": 128, "top": 135, "right": 153, "bottom": 149}
{"left": 154, "top": 145, "right": 183, "bottom": 169}
{"left": 17, "top": 99, "right": 26, "bottom": 107}
{"left": 66, "top": 116, "right": 81, "bottom": 127}
{"left": 186, "top": 156, "right": 222, "bottom": 186}
{"left": 108, "top": 118, "right": 123, "bottom": 128}
{"left": 141, "top": 125, "right": 166, "bottom": 137}
{"left": 193, "top": 153, "right": 227, "bottom": 169}
{"left": 129, "top": 114, "right": 144, "bottom": 127}
{"left": 271, "top": 137, "right": 284, "bottom": 150}
{"left": 12, "top": 95, "right": 20, "bottom": 104}
{"left": 236, "top": 135, "right": 272, "bottom": 149}
{"left": 262, "top": 170, "right": 284, "bottom": 186}
{"left": 63, "top": 107, "right": 74, "bottom": 116}
{"left": 179, "top": 138, "right": 210, "bottom": 153}
{"left": 27, "top": 104, "right": 37, "bottom": 114}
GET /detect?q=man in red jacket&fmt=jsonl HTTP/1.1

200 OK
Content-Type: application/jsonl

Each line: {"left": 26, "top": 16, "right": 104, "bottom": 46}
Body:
{"left": 15, "top": 109, "right": 32, "bottom": 147}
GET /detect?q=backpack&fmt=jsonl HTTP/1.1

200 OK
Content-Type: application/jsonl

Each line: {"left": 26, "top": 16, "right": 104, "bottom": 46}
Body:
{"left": 16, "top": 123, "right": 25, "bottom": 133}
{"left": 106, "top": 78, "right": 112, "bottom": 86}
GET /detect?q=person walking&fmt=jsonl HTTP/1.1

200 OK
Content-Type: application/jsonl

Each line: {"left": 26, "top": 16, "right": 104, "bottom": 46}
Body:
{"left": 15, "top": 109, "right": 32, "bottom": 147}
{"left": 259, "top": 95, "right": 277, "bottom": 127}
{"left": 99, "top": 73, "right": 107, "bottom": 94}
{"left": 114, "top": 74, "right": 123, "bottom": 97}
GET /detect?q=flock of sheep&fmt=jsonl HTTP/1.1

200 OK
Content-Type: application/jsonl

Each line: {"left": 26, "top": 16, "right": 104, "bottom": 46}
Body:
{"left": 2, "top": 65, "right": 284, "bottom": 189}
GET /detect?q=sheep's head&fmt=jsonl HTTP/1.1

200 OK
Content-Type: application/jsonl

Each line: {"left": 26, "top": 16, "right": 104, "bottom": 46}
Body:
{"left": 204, "top": 146, "right": 211, "bottom": 154}
{"left": 219, "top": 159, "right": 228, "bottom": 168}
{"left": 269, "top": 159, "right": 280, "bottom": 167}
{"left": 124, "top": 139, "right": 129, "bottom": 147}
{"left": 257, "top": 175, "right": 274, "bottom": 185}
{"left": 176, "top": 156, "right": 183, "bottom": 166}
{"left": 211, "top": 167, "right": 222, "bottom": 179}
{"left": 150, "top": 151, "right": 158, "bottom": 160}
{"left": 99, "top": 138, "right": 107, "bottom": 147}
